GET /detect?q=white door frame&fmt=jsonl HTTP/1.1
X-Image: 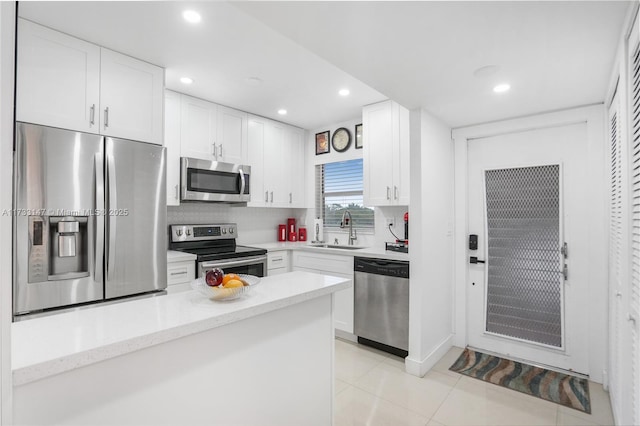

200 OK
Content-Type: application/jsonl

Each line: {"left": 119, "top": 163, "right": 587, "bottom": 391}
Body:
{"left": 0, "top": 2, "right": 16, "bottom": 424}
{"left": 452, "top": 105, "right": 607, "bottom": 383}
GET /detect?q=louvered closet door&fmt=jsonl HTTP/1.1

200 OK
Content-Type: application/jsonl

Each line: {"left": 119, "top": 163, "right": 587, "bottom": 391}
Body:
{"left": 628, "top": 33, "right": 640, "bottom": 426}
{"left": 467, "top": 123, "right": 589, "bottom": 374}
{"left": 608, "top": 89, "right": 625, "bottom": 424}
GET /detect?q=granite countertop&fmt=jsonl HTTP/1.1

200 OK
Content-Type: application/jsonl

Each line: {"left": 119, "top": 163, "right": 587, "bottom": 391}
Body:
{"left": 12, "top": 271, "right": 350, "bottom": 386}
{"left": 250, "top": 242, "right": 410, "bottom": 262}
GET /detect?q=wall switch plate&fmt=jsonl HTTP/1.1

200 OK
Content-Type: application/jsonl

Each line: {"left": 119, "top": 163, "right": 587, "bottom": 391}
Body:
{"left": 386, "top": 217, "right": 395, "bottom": 227}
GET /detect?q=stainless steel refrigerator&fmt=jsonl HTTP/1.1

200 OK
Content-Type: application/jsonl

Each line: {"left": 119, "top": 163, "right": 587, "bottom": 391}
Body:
{"left": 14, "top": 122, "right": 167, "bottom": 316}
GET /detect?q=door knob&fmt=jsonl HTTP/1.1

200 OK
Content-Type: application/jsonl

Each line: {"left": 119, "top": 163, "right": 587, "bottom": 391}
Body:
{"left": 469, "top": 256, "right": 485, "bottom": 264}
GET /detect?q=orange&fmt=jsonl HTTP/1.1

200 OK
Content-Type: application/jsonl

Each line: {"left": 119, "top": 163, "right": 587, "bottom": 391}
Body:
{"left": 222, "top": 273, "right": 240, "bottom": 285}
{"left": 224, "top": 279, "right": 244, "bottom": 288}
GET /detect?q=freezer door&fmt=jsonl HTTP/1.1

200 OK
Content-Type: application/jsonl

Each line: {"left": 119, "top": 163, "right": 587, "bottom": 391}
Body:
{"left": 104, "top": 137, "right": 167, "bottom": 298}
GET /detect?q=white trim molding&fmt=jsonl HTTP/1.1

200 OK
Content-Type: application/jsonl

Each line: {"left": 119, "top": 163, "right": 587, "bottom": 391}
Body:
{"left": 405, "top": 334, "right": 454, "bottom": 377}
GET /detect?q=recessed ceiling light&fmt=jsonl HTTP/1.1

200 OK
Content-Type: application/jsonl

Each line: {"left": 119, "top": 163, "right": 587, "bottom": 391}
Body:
{"left": 278, "top": 109, "right": 287, "bottom": 115}
{"left": 183, "top": 10, "right": 201, "bottom": 24}
{"left": 338, "top": 89, "right": 350, "bottom": 96}
{"left": 493, "top": 83, "right": 511, "bottom": 93}
{"left": 180, "top": 76, "right": 193, "bottom": 85}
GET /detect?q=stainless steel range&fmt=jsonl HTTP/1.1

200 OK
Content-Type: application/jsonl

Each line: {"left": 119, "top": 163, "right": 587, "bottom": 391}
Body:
{"left": 169, "top": 224, "right": 267, "bottom": 278}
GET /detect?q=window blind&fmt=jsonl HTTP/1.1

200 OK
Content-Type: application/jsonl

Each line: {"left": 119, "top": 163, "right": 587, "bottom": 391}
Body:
{"left": 315, "top": 159, "right": 374, "bottom": 229}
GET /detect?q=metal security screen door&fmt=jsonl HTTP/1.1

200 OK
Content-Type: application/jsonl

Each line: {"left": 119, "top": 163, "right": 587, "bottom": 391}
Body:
{"left": 484, "top": 165, "right": 564, "bottom": 348}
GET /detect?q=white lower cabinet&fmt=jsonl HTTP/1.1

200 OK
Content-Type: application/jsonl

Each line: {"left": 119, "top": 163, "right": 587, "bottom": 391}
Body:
{"left": 267, "top": 250, "right": 290, "bottom": 276}
{"left": 292, "top": 251, "right": 354, "bottom": 333}
{"left": 166, "top": 260, "right": 195, "bottom": 294}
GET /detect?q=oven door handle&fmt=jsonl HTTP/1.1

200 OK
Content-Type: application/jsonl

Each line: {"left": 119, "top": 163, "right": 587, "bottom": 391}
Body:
{"left": 200, "top": 255, "right": 267, "bottom": 270}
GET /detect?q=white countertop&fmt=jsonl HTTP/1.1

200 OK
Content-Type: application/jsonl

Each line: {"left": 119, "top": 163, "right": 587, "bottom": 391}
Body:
{"left": 167, "top": 249, "right": 197, "bottom": 262}
{"left": 250, "top": 242, "right": 410, "bottom": 261}
{"left": 12, "top": 271, "right": 350, "bottom": 386}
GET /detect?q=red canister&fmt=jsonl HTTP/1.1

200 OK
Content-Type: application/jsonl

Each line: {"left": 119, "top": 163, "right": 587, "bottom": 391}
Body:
{"left": 278, "top": 224, "right": 287, "bottom": 242}
{"left": 288, "top": 231, "right": 297, "bottom": 242}
{"left": 298, "top": 227, "right": 307, "bottom": 241}
{"left": 287, "top": 218, "right": 296, "bottom": 239}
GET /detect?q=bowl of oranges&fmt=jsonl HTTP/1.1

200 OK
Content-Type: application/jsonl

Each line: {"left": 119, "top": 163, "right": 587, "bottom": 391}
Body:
{"left": 191, "top": 269, "right": 261, "bottom": 301}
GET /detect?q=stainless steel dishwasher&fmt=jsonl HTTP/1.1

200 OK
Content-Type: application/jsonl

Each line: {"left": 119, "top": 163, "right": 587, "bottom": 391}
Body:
{"left": 354, "top": 257, "right": 409, "bottom": 357}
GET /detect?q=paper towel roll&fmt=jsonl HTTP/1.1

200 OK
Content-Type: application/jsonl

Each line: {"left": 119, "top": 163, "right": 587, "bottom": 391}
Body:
{"left": 312, "top": 218, "right": 324, "bottom": 243}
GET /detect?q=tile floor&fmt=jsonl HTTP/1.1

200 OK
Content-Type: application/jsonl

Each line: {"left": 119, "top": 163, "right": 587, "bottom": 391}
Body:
{"left": 334, "top": 339, "right": 615, "bottom": 426}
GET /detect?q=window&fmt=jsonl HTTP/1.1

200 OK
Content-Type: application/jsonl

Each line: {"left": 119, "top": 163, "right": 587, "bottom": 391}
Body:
{"left": 315, "top": 159, "right": 374, "bottom": 229}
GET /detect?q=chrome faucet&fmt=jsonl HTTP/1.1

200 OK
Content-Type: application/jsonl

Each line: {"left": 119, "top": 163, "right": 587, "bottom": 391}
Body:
{"left": 340, "top": 210, "right": 357, "bottom": 245}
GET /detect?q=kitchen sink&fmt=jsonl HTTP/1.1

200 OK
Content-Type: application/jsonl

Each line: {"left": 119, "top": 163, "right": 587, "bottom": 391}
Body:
{"left": 311, "top": 244, "right": 365, "bottom": 250}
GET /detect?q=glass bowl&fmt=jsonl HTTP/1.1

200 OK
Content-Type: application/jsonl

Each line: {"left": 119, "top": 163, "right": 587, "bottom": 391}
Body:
{"left": 191, "top": 274, "right": 261, "bottom": 301}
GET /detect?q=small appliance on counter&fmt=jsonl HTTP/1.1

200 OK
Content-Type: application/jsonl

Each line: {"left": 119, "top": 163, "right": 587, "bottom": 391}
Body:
{"left": 384, "top": 212, "right": 409, "bottom": 253}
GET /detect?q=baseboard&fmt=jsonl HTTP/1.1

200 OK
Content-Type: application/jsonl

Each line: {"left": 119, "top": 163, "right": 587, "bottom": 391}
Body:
{"left": 405, "top": 334, "right": 454, "bottom": 377}
{"left": 335, "top": 329, "right": 357, "bottom": 343}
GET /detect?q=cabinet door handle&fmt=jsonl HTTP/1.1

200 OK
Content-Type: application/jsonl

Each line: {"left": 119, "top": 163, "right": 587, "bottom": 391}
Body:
{"left": 212, "top": 143, "right": 217, "bottom": 157}
{"left": 289, "top": 192, "right": 292, "bottom": 204}
{"left": 265, "top": 191, "right": 268, "bottom": 202}
{"left": 170, "top": 270, "right": 188, "bottom": 276}
{"left": 270, "top": 191, "right": 273, "bottom": 203}
{"left": 175, "top": 184, "right": 179, "bottom": 201}
{"left": 104, "top": 107, "right": 109, "bottom": 128}
{"left": 90, "top": 104, "right": 95, "bottom": 126}
{"left": 219, "top": 144, "right": 223, "bottom": 158}
{"left": 394, "top": 186, "right": 399, "bottom": 200}
{"left": 386, "top": 186, "right": 390, "bottom": 200}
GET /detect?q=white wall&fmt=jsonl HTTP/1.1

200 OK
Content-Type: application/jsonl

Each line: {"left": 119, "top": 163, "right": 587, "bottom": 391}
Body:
{"left": 406, "top": 109, "right": 455, "bottom": 377}
{"left": 0, "top": 3, "right": 15, "bottom": 423}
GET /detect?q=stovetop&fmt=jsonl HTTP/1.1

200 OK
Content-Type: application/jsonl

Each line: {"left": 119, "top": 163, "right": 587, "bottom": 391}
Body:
{"left": 175, "top": 245, "right": 267, "bottom": 262}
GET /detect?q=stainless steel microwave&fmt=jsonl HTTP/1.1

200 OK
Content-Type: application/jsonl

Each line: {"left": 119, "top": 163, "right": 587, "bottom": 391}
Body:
{"left": 180, "top": 157, "right": 251, "bottom": 203}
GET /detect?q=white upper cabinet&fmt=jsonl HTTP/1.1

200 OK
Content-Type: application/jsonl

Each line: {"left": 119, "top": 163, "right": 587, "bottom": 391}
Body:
{"left": 216, "top": 105, "right": 248, "bottom": 165}
{"left": 99, "top": 48, "right": 164, "bottom": 145}
{"left": 363, "top": 100, "right": 410, "bottom": 206}
{"left": 16, "top": 19, "right": 163, "bottom": 144}
{"left": 180, "top": 95, "right": 248, "bottom": 164}
{"left": 180, "top": 94, "right": 217, "bottom": 161}
{"left": 247, "top": 115, "right": 267, "bottom": 207}
{"left": 164, "top": 90, "right": 181, "bottom": 206}
{"left": 247, "top": 114, "right": 305, "bottom": 208}
{"left": 17, "top": 19, "right": 101, "bottom": 133}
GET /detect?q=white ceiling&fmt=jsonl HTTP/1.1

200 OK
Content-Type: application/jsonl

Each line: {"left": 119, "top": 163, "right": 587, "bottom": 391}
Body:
{"left": 19, "top": 1, "right": 631, "bottom": 129}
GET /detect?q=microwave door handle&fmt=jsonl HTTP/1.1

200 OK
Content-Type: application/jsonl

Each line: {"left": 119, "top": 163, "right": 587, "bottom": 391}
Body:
{"left": 239, "top": 168, "right": 246, "bottom": 195}
{"left": 94, "top": 152, "right": 104, "bottom": 283}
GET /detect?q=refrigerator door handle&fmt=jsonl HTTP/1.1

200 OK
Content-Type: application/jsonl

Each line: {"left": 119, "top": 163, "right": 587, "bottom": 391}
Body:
{"left": 94, "top": 152, "right": 104, "bottom": 283}
{"left": 106, "top": 146, "right": 117, "bottom": 280}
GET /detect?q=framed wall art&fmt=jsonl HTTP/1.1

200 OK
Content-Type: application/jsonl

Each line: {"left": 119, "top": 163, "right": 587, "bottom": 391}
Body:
{"left": 355, "top": 123, "right": 363, "bottom": 149}
{"left": 316, "top": 130, "right": 330, "bottom": 155}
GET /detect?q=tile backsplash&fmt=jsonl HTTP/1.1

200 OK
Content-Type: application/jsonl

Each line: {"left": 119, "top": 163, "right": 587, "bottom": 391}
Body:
{"left": 167, "top": 204, "right": 297, "bottom": 245}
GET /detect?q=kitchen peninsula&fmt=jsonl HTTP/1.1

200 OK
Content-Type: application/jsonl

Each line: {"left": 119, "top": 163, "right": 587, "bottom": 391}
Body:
{"left": 12, "top": 271, "right": 350, "bottom": 425}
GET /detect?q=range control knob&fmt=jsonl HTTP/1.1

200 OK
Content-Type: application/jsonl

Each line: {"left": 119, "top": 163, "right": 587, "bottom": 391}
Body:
{"left": 186, "top": 229, "right": 192, "bottom": 236}
{"left": 176, "top": 229, "right": 183, "bottom": 236}
{"left": 229, "top": 228, "right": 234, "bottom": 234}
{"left": 222, "top": 228, "right": 227, "bottom": 235}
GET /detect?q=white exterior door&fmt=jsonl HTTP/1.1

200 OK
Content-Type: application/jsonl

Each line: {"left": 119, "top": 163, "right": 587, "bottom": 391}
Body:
{"left": 467, "top": 123, "right": 589, "bottom": 374}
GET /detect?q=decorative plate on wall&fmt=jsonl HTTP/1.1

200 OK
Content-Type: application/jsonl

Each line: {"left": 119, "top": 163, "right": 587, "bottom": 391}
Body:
{"left": 331, "top": 127, "right": 351, "bottom": 152}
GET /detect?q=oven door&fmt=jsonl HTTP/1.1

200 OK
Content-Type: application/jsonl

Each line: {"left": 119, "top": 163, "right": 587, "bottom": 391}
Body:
{"left": 199, "top": 255, "right": 267, "bottom": 278}
{"left": 181, "top": 157, "right": 251, "bottom": 203}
